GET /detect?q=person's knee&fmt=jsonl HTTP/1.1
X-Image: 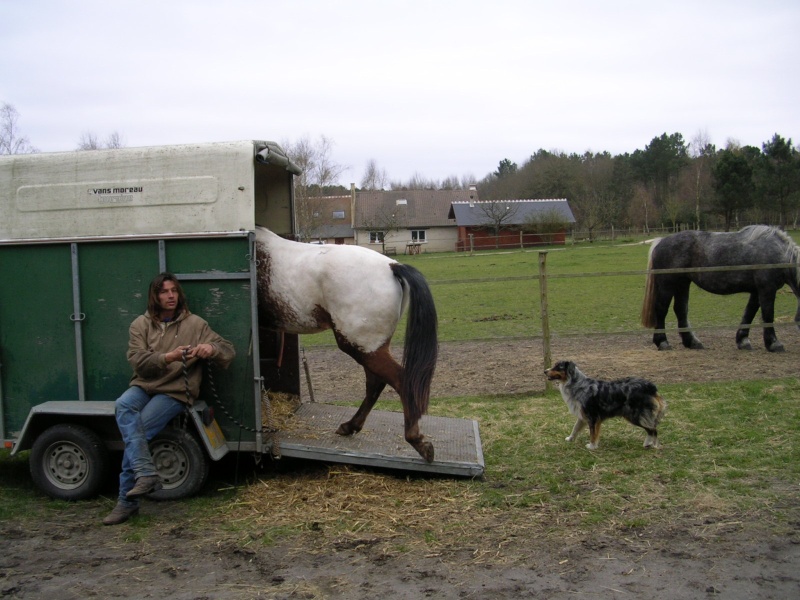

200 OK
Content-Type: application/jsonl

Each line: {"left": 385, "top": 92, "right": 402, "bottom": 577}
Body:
{"left": 115, "top": 387, "right": 145, "bottom": 415}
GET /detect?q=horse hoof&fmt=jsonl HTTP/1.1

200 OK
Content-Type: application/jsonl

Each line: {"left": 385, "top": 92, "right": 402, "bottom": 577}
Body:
{"left": 688, "top": 340, "right": 704, "bottom": 350}
{"left": 415, "top": 441, "right": 435, "bottom": 463}
{"left": 737, "top": 339, "right": 752, "bottom": 350}
{"left": 657, "top": 342, "right": 672, "bottom": 351}
{"left": 335, "top": 423, "right": 359, "bottom": 436}
{"left": 768, "top": 343, "right": 785, "bottom": 353}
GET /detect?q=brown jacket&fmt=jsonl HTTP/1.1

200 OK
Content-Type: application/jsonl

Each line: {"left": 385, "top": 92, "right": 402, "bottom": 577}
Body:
{"left": 126, "top": 310, "right": 235, "bottom": 404}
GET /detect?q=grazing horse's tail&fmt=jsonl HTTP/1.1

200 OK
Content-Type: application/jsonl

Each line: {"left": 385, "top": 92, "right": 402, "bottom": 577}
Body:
{"left": 391, "top": 263, "right": 438, "bottom": 423}
{"left": 641, "top": 238, "right": 662, "bottom": 328}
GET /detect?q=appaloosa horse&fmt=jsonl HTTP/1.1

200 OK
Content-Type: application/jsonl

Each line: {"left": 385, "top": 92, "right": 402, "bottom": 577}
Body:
{"left": 255, "top": 227, "right": 438, "bottom": 461}
{"left": 641, "top": 225, "right": 800, "bottom": 352}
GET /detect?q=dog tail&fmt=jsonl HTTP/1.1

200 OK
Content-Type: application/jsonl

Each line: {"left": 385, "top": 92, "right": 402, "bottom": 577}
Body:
{"left": 653, "top": 393, "right": 667, "bottom": 425}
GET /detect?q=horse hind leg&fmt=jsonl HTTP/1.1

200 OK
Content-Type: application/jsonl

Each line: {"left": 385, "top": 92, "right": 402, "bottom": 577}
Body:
{"left": 403, "top": 414, "right": 434, "bottom": 463}
{"left": 673, "top": 282, "right": 704, "bottom": 349}
{"left": 757, "top": 290, "right": 784, "bottom": 352}
{"left": 334, "top": 344, "right": 434, "bottom": 462}
{"left": 735, "top": 292, "right": 760, "bottom": 350}
{"left": 335, "top": 369, "right": 386, "bottom": 436}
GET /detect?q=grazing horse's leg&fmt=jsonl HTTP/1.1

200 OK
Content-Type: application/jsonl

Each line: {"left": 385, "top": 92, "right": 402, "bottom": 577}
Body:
{"left": 736, "top": 292, "right": 760, "bottom": 350}
{"left": 673, "top": 280, "right": 704, "bottom": 349}
{"left": 652, "top": 281, "right": 674, "bottom": 350}
{"left": 757, "top": 289, "right": 784, "bottom": 352}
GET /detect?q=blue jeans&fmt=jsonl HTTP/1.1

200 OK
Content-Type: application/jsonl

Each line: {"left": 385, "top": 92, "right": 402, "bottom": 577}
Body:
{"left": 115, "top": 386, "right": 185, "bottom": 507}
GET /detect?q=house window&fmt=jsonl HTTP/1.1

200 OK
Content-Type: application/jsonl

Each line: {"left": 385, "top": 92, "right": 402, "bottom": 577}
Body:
{"left": 332, "top": 210, "right": 345, "bottom": 219}
{"left": 410, "top": 230, "right": 427, "bottom": 243}
{"left": 369, "top": 231, "right": 384, "bottom": 244}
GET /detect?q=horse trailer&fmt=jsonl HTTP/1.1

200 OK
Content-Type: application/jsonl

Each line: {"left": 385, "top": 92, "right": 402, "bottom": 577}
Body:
{"left": 0, "top": 140, "right": 483, "bottom": 501}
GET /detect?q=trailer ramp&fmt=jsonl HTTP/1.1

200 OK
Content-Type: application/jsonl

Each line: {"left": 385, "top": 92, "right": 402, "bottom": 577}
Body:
{"left": 275, "top": 404, "right": 484, "bottom": 478}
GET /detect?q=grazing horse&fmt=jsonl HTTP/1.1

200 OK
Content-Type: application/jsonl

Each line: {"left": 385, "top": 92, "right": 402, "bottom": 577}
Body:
{"left": 641, "top": 225, "right": 800, "bottom": 352}
{"left": 254, "top": 227, "right": 438, "bottom": 461}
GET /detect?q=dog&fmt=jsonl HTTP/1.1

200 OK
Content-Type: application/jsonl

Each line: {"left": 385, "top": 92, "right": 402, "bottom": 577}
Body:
{"left": 544, "top": 360, "right": 667, "bottom": 450}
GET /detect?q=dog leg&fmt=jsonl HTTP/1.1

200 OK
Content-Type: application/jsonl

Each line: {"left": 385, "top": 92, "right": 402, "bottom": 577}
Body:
{"left": 566, "top": 419, "right": 586, "bottom": 442}
{"left": 587, "top": 421, "right": 601, "bottom": 450}
{"left": 644, "top": 429, "right": 660, "bottom": 449}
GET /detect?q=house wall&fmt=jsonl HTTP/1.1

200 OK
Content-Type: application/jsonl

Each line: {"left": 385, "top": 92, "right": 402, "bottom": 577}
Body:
{"left": 354, "top": 227, "right": 458, "bottom": 254}
{"left": 455, "top": 227, "right": 566, "bottom": 251}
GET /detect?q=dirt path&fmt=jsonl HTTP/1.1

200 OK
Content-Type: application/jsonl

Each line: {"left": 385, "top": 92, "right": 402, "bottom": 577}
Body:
{"left": 3, "top": 332, "right": 799, "bottom": 599}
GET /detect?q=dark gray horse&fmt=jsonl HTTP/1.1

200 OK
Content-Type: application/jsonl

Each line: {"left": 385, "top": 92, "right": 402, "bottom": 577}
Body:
{"left": 641, "top": 225, "right": 800, "bottom": 352}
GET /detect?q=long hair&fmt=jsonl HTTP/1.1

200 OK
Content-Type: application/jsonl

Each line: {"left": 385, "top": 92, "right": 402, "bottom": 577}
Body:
{"left": 391, "top": 263, "right": 438, "bottom": 423}
{"left": 147, "top": 272, "right": 189, "bottom": 323}
{"left": 640, "top": 238, "right": 662, "bottom": 328}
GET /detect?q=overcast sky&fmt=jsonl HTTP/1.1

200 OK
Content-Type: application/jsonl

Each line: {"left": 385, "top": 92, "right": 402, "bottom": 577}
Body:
{"left": 2, "top": 0, "right": 798, "bottom": 186}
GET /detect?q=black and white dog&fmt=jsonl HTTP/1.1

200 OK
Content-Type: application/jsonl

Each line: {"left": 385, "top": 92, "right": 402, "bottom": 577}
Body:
{"left": 544, "top": 360, "right": 667, "bottom": 450}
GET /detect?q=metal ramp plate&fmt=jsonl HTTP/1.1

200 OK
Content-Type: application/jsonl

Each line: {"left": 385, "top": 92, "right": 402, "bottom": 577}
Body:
{"left": 275, "top": 403, "right": 484, "bottom": 477}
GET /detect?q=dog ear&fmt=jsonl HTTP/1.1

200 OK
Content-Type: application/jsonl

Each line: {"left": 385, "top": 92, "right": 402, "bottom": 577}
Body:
{"left": 565, "top": 361, "right": 576, "bottom": 377}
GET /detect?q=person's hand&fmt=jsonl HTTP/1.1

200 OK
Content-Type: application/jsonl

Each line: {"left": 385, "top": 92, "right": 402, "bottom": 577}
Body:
{"left": 165, "top": 345, "right": 192, "bottom": 364}
{"left": 186, "top": 343, "right": 215, "bottom": 359}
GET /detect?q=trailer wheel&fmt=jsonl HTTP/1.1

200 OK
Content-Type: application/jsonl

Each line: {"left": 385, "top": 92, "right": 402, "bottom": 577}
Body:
{"left": 147, "top": 428, "right": 209, "bottom": 500}
{"left": 29, "top": 424, "right": 109, "bottom": 501}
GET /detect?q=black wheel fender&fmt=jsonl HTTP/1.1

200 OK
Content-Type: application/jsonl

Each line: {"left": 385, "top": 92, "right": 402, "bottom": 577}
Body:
{"left": 29, "top": 423, "right": 109, "bottom": 501}
{"left": 147, "top": 428, "right": 210, "bottom": 501}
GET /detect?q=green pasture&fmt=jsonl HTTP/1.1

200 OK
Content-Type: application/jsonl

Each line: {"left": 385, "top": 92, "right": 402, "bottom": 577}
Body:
{"left": 302, "top": 233, "right": 800, "bottom": 347}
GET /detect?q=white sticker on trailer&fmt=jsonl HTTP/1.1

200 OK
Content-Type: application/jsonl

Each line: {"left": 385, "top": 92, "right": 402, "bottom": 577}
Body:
{"left": 16, "top": 176, "right": 218, "bottom": 211}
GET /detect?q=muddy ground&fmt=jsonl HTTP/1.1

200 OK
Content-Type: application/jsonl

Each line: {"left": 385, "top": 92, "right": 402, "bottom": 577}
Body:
{"left": 2, "top": 331, "right": 799, "bottom": 599}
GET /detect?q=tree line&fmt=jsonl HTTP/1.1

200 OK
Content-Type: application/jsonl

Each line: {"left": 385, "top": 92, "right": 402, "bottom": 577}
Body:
{"left": 4, "top": 101, "right": 797, "bottom": 232}
{"left": 479, "top": 132, "right": 800, "bottom": 232}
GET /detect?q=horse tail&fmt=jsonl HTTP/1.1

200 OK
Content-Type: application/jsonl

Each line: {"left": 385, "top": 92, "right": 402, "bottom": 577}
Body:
{"left": 641, "top": 238, "right": 662, "bottom": 328}
{"left": 391, "top": 263, "right": 438, "bottom": 423}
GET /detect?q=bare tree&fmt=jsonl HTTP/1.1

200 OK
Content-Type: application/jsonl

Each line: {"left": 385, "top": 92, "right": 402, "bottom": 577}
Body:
{"left": 77, "top": 130, "right": 126, "bottom": 150}
{"left": 105, "top": 131, "right": 125, "bottom": 149}
{"left": 77, "top": 131, "right": 101, "bottom": 150}
{"left": 475, "top": 201, "right": 520, "bottom": 248}
{"left": 283, "top": 135, "right": 347, "bottom": 241}
{"left": 360, "top": 158, "right": 389, "bottom": 190}
{"left": 689, "top": 129, "right": 715, "bottom": 229}
{"left": 1, "top": 102, "right": 37, "bottom": 154}
{"left": 360, "top": 204, "right": 406, "bottom": 254}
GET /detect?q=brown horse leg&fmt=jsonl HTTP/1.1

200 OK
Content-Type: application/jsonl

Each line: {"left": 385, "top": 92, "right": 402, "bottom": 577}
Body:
{"left": 334, "top": 342, "right": 433, "bottom": 462}
{"left": 335, "top": 369, "right": 386, "bottom": 436}
{"left": 402, "top": 415, "right": 434, "bottom": 462}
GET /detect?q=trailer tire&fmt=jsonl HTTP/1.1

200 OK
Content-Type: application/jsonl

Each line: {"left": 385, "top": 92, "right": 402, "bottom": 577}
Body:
{"left": 29, "top": 424, "right": 109, "bottom": 501}
{"left": 147, "top": 428, "right": 209, "bottom": 501}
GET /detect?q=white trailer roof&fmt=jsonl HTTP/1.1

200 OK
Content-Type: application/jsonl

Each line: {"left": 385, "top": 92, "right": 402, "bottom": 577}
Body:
{"left": 0, "top": 140, "right": 297, "bottom": 241}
